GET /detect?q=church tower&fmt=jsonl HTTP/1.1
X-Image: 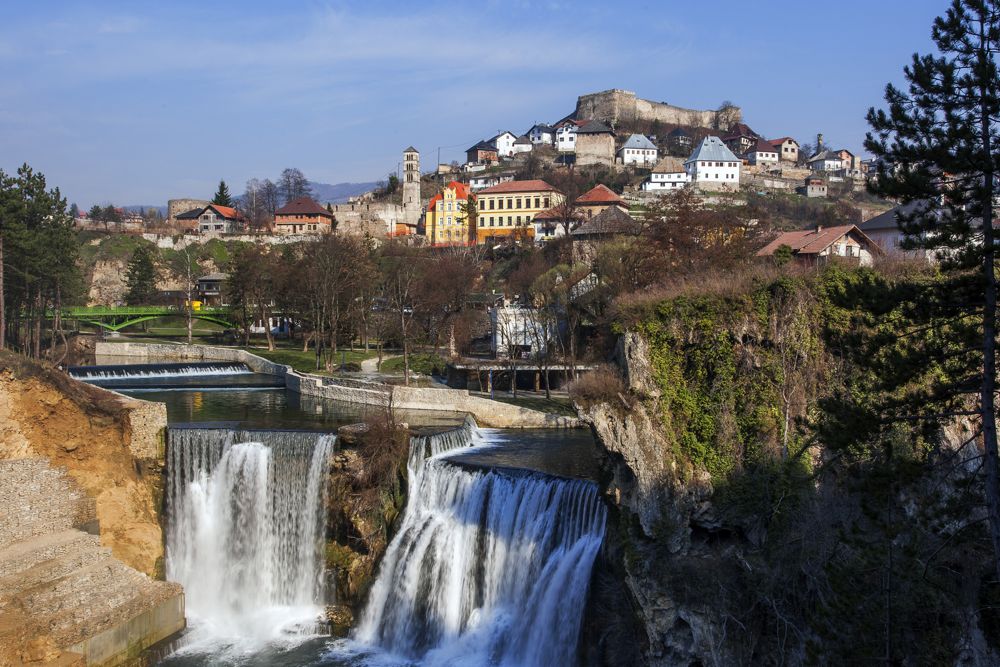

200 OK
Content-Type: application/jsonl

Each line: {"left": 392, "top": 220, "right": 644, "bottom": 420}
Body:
{"left": 402, "top": 146, "right": 421, "bottom": 226}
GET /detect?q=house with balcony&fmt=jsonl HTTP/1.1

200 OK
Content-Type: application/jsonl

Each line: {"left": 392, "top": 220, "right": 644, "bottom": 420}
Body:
{"left": 273, "top": 196, "right": 334, "bottom": 234}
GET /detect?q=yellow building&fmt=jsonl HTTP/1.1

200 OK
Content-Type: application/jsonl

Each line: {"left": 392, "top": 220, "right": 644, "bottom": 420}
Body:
{"left": 475, "top": 179, "right": 563, "bottom": 244}
{"left": 425, "top": 180, "right": 473, "bottom": 246}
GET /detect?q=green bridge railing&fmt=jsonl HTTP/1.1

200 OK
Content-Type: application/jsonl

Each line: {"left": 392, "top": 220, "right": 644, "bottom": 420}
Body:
{"left": 55, "top": 305, "right": 236, "bottom": 331}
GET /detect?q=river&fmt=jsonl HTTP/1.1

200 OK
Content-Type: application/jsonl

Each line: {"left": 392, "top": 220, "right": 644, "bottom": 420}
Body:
{"left": 71, "top": 359, "right": 606, "bottom": 666}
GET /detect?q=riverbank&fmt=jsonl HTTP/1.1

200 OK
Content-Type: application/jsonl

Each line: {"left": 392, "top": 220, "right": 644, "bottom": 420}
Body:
{"left": 0, "top": 352, "right": 184, "bottom": 666}
{"left": 94, "top": 341, "right": 581, "bottom": 429}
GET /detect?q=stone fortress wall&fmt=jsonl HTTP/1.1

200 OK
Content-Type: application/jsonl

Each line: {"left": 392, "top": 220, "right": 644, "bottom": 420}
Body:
{"left": 575, "top": 89, "right": 741, "bottom": 131}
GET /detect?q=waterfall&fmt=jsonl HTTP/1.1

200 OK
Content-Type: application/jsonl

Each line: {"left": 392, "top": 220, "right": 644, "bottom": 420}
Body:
{"left": 340, "top": 418, "right": 607, "bottom": 667}
{"left": 69, "top": 361, "right": 251, "bottom": 379}
{"left": 165, "top": 427, "right": 334, "bottom": 647}
{"left": 407, "top": 414, "right": 484, "bottom": 473}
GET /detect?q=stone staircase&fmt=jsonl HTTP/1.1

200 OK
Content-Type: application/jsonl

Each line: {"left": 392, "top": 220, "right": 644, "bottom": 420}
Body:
{"left": 0, "top": 459, "right": 184, "bottom": 666}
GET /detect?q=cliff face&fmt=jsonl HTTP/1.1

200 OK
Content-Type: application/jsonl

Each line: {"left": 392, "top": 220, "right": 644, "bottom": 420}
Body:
{"left": 0, "top": 354, "right": 167, "bottom": 577}
{"left": 580, "top": 270, "right": 1000, "bottom": 666}
{"left": 0, "top": 353, "right": 181, "bottom": 666}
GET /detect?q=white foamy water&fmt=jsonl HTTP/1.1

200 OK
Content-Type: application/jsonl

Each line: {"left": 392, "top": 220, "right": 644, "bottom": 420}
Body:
{"left": 332, "top": 419, "right": 607, "bottom": 667}
{"left": 165, "top": 428, "right": 335, "bottom": 654}
{"left": 70, "top": 362, "right": 251, "bottom": 379}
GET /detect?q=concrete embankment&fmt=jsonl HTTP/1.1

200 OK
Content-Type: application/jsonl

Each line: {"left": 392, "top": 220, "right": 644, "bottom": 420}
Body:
{"left": 0, "top": 353, "right": 183, "bottom": 666}
{"left": 95, "top": 341, "right": 581, "bottom": 429}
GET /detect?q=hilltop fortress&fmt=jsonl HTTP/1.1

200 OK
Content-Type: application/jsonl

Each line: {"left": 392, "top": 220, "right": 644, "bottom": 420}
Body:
{"left": 574, "top": 89, "right": 741, "bottom": 131}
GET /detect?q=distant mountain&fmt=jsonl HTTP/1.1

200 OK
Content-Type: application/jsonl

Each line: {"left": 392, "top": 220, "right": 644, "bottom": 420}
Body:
{"left": 308, "top": 181, "right": 379, "bottom": 204}
{"left": 122, "top": 205, "right": 168, "bottom": 215}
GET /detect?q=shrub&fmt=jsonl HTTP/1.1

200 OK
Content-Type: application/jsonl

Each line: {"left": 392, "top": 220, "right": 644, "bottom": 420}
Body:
{"left": 567, "top": 364, "right": 628, "bottom": 409}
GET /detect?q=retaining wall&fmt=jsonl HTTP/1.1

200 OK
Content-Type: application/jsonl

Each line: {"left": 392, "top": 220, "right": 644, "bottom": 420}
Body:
{"left": 95, "top": 342, "right": 580, "bottom": 428}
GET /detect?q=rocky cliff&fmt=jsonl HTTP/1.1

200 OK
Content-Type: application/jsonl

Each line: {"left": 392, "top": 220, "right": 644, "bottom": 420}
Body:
{"left": 0, "top": 352, "right": 181, "bottom": 666}
{"left": 0, "top": 354, "right": 167, "bottom": 576}
{"left": 578, "top": 268, "right": 1000, "bottom": 665}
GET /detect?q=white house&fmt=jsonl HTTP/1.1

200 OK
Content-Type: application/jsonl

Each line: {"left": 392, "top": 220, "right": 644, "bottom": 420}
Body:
{"left": 512, "top": 135, "right": 533, "bottom": 154}
{"left": 527, "top": 124, "right": 555, "bottom": 146}
{"left": 618, "top": 134, "right": 658, "bottom": 166}
{"left": 490, "top": 304, "right": 551, "bottom": 358}
{"left": 684, "top": 136, "right": 741, "bottom": 191}
{"left": 769, "top": 137, "right": 800, "bottom": 163}
{"left": 747, "top": 139, "right": 779, "bottom": 166}
{"left": 808, "top": 150, "right": 845, "bottom": 172}
{"left": 642, "top": 157, "right": 691, "bottom": 191}
{"left": 490, "top": 131, "right": 518, "bottom": 158}
{"left": 555, "top": 120, "right": 584, "bottom": 152}
{"left": 469, "top": 172, "right": 516, "bottom": 191}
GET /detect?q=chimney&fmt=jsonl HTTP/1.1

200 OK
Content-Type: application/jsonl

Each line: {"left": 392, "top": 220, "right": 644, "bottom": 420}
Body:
{"left": 817, "top": 133, "right": 824, "bottom": 152}
{"left": 816, "top": 225, "right": 824, "bottom": 234}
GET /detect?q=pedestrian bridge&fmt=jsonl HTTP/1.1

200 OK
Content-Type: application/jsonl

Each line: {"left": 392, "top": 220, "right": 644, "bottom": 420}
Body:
{"left": 58, "top": 306, "right": 235, "bottom": 332}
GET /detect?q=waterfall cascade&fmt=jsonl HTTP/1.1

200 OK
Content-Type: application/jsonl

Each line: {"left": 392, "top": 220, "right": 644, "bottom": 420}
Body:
{"left": 70, "top": 362, "right": 252, "bottom": 379}
{"left": 165, "top": 427, "right": 335, "bottom": 648}
{"left": 340, "top": 417, "right": 607, "bottom": 667}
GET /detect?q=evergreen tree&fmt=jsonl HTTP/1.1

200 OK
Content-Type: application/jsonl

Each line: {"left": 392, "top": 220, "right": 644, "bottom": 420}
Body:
{"left": 68, "top": 202, "right": 79, "bottom": 219}
{"left": 865, "top": 0, "right": 1000, "bottom": 578}
{"left": 212, "top": 180, "right": 232, "bottom": 207}
{"left": 0, "top": 164, "right": 79, "bottom": 355}
{"left": 124, "top": 245, "right": 158, "bottom": 305}
{"left": 87, "top": 204, "right": 102, "bottom": 223}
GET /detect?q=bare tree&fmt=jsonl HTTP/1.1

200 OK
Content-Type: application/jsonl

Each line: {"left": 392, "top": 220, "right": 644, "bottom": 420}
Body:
{"left": 278, "top": 168, "right": 312, "bottom": 205}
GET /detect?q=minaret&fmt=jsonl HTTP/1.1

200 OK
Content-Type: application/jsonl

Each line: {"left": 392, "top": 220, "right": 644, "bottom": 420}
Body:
{"left": 402, "top": 146, "right": 420, "bottom": 227}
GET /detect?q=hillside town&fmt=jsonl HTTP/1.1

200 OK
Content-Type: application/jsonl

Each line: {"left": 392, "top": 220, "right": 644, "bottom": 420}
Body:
{"left": 8, "top": 1, "right": 1000, "bottom": 664}
{"left": 72, "top": 88, "right": 893, "bottom": 265}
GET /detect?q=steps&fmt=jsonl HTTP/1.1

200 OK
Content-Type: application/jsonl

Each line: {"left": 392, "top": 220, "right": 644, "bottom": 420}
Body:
{"left": 0, "top": 459, "right": 184, "bottom": 666}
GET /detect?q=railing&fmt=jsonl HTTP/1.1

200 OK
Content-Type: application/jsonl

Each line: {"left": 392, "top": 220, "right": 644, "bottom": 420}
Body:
{"left": 60, "top": 306, "right": 232, "bottom": 317}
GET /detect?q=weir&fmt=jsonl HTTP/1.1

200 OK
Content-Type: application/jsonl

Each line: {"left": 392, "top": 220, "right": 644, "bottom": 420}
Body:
{"left": 70, "top": 361, "right": 252, "bottom": 379}
{"left": 164, "top": 427, "right": 335, "bottom": 647}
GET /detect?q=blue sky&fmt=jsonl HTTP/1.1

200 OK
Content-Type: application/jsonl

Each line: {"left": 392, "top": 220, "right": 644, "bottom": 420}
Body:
{"left": 0, "top": 0, "right": 944, "bottom": 207}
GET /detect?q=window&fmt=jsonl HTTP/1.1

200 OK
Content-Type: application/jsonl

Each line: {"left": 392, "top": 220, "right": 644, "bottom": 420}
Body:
{"left": 507, "top": 198, "right": 513, "bottom": 209}
{"left": 516, "top": 216, "right": 522, "bottom": 224}
{"left": 507, "top": 216, "right": 512, "bottom": 225}
{"left": 516, "top": 198, "right": 522, "bottom": 209}
{"left": 489, "top": 199, "right": 495, "bottom": 210}
{"left": 543, "top": 197, "right": 550, "bottom": 208}
{"left": 534, "top": 197, "right": 540, "bottom": 208}
{"left": 498, "top": 199, "right": 504, "bottom": 210}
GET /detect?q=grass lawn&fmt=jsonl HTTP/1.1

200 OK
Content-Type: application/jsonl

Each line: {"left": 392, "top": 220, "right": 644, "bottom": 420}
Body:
{"left": 249, "top": 345, "right": 377, "bottom": 375}
{"left": 381, "top": 353, "right": 449, "bottom": 376}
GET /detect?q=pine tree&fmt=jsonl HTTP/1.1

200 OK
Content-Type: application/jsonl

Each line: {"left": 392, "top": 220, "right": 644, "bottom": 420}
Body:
{"left": 124, "top": 245, "right": 158, "bottom": 305}
{"left": 212, "top": 180, "right": 232, "bottom": 207}
{"left": 865, "top": 0, "right": 1000, "bottom": 579}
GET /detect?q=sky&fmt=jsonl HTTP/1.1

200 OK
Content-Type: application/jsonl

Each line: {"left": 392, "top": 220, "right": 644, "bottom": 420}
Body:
{"left": 0, "top": 0, "right": 946, "bottom": 208}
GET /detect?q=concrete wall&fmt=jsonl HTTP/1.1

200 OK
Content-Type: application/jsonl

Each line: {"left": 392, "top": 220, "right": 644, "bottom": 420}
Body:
{"left": 575, "top": 89, "right": 740, "bottom": 131}
{"left": 95, "top": 342, "right": 580, "bottom": 428}
{"left": 69, "top": 593, "right": 185, "bottom": 667}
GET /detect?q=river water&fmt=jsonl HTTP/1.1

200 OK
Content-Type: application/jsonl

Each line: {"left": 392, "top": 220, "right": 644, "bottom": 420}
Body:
{"left": 78, "top": 360, "right": 606, "bottom": 666}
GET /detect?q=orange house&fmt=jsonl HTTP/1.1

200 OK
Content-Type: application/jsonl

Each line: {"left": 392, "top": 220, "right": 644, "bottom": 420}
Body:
{"left": 274, "top": 196, "right": 334, "bottom": 234}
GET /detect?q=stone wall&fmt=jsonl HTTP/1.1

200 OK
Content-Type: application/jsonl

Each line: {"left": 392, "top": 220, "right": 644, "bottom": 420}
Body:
{"left": 575, "top": 133, "right": 616, "bottom": 167}
{"left": 0, "top": 355, "right": 182, "bottom": 667}
{"left": 166, "top": 198, "right": 209, "bottom": 227}
{"left": 96, "top": 342, "right": 581, "bottom": 428}
{"left": 575, "top": 89, "right": 740, "bottom": 131}
{"left": 329, "top": 201, "right": 406, "bottom": 236}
